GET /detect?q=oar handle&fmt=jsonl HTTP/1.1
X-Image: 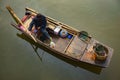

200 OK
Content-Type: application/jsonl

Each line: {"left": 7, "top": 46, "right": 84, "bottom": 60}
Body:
{"left": 6, "top": 6, "right": 37, "bottom": 42}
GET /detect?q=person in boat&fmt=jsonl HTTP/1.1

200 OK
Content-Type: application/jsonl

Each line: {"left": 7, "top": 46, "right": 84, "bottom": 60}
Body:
{"left": 28, "top": 13, "right": 52, "bottom": 42}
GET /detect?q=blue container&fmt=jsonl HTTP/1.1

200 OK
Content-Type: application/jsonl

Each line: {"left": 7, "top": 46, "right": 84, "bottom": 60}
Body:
{"left": 67, "top": 34, "right": 73, "bottom": 39}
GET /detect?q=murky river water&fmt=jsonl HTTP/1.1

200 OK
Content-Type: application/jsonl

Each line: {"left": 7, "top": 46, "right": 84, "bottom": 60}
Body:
{"left": 0, "top": 0, "right": 120, "bottom": 80}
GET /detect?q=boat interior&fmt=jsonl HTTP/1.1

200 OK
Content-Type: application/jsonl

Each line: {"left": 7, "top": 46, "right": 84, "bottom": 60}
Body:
{"left": 23, "top": 15, "right": 89, "bottom": 60}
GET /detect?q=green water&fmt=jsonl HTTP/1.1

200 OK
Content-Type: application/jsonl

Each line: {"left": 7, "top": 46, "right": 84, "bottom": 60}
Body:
{"left": 0, "top": 0, "right": 120, "bottom": 80}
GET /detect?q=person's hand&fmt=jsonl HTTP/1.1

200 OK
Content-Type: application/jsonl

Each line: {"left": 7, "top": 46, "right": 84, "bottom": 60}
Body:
{"left": 50, "top": 41, "right": 55, "bottom": 48}
{"left": 34, "top": 29, "right": 38, "bottom": 33}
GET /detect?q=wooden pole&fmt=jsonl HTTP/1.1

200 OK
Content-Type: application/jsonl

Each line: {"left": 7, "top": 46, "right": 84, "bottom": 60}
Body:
{"left": 6, "top": 6, "right": 37, "bottom": 42}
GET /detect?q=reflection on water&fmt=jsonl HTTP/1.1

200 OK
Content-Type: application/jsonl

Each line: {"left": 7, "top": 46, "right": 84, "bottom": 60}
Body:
{"left": 17, "top": 33, "right": 102, "bottom": 74}
{"left": 17, "top": 33, "right": 43, "bottom": 62}
{"left": 29, "top": 42, "right": 43, "bottom": 62}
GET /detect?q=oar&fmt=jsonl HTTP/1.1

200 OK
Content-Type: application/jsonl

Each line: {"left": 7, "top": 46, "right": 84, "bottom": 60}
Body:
{"left": 6, "top": 6, "right": 37, "bottom": 42}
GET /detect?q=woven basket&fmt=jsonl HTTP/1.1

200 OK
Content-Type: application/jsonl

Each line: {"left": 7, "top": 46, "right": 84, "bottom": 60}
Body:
{"left": 93, "top": 43, "right": 108, "bottom": 61}
{"left": 94, "top": 52, "right": 108, "bottom": 61}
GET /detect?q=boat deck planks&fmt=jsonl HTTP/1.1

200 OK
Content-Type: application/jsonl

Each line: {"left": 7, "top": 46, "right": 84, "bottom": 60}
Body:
{"left": 53, "top": 37, "right": 70, "bottom": 53}
{"left": 65, "top": 36, "right": 87, "bottom": 59}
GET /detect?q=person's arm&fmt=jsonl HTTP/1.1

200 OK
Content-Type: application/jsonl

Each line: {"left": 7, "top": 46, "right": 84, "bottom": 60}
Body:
{"left": 28, "top": 20, "right": 34, "bottom": 31}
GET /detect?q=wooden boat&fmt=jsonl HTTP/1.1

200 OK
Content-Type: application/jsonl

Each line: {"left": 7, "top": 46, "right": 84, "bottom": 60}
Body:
{"left": 6, "top": 6, "right": 113, "bottom": 68}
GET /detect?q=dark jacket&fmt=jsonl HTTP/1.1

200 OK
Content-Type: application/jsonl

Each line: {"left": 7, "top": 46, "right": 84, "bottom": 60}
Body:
{"left": 28, "top": 15, "right": 47, "bottom": 31}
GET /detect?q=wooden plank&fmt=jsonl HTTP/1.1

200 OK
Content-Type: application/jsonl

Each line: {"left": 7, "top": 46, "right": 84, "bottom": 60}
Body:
{"left": 65, "top": 36, "right": 87, "bottom": 59}
{"left": 64, "top": 35, "right": 75, "bottom": 53}
{"left": 6, "top": 6, "right": 24, "bottom": 25}
{"left": 47, "top": 23, "right": 55, "bottom": 30}
{"left": 54, "top": 37, "right": 70, "bottom": 53}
